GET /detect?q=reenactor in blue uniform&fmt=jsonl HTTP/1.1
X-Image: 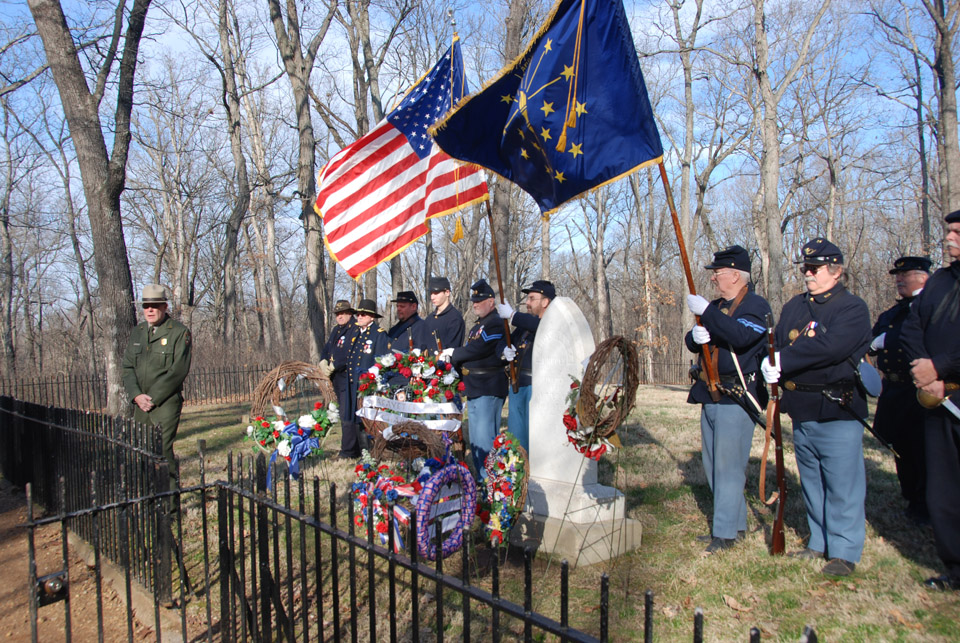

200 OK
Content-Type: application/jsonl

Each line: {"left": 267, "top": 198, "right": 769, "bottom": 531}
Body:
{"left": 440, "top": 279, "right": 506, "bottom": 475}
{"left": 424, "top": 276, "right": 465, "bottom": 349}
{"left": 320, "top": 300, "right": 361, "bottom": 458}
{"left": 869, "top": 256, "right": 932, "bottom": 525}
{"left": 344, "top": 299, "right": 390, "bottom": 458}
{"left": 496, "top": 279, "right": 556, "bottom": 452}
{"left": 684, "top": 246, "right": 771, "bottom": 554}
{"left": 386, "top": 291, "right": 429, "bottom": 351}
{"left": 901, "top": 209, "right": 960, "bottom": 591}
{"left": 121, "top": 285, "right": 192, "bottom": 491}
{"left": 761, "top": 238, "right": 872, "bottom": 577}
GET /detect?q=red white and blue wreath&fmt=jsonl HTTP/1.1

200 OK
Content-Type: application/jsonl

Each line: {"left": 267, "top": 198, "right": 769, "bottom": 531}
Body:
{"left": 351, "top": 451, "right": 417, "bottom": 553}
{"left": 414, "top": 441, "right": 477, "bottom": 561}
{"left": 476, "top": 431, "right": 528, "bottom": 546}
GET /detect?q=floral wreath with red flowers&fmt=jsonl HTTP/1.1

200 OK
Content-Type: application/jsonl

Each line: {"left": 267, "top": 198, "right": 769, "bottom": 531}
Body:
{"left": 244, "top": 400, "right": 338, "bottom": 460}
{"left": 564, "top": 377, "right": 616, "bottom": 461}
{"left": 476, "top": 431, "right": 527, "bottom": 546}
{"left": 351, "top": 451, "right": 418, "bottom": 552}
{"left": 357, "top": 348, "right": 465, "bottom": 404}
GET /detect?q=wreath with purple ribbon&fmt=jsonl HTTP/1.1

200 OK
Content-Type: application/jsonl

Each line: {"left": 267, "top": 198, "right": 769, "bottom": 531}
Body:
{"left": 415, "top": 456, "right": 477, "bottom": 561}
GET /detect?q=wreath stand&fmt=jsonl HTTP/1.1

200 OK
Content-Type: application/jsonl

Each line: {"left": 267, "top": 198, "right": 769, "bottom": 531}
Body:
{"left": 250, "top": 361, "right": 337, "bottom": 482}
{"left": 510, "top": 298, "right": 642, "bottom": 569}
{"left": 543, "top": 337, "right": 640, "bottom": 570}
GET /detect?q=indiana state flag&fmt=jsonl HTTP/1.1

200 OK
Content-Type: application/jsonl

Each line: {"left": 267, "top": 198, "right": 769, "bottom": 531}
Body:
{"left": 431, "top": 0, "right": 663, "bottom": 215}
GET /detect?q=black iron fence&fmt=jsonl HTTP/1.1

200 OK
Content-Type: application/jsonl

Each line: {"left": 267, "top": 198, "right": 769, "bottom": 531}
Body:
{"left": 0, "top": 396, "right": 176, "bottom": 604}
{"left": 0, "top": 361, "right": 690, "bottom": 412}
{"left": 0, "top": 364, "right": 275, "bottom": 411}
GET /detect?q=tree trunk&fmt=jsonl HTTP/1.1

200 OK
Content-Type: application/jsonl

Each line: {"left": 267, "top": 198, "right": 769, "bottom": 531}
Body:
{"left": 927, "top": 0, "right": 960, "bottom": 213}
{"left": 29, "top": 0, "right": 150, "bottom": 414}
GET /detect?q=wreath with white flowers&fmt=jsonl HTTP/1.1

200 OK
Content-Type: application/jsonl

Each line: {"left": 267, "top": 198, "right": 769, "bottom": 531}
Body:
{"left": 357, "top": 348, "right": 465, "bottom": 403}
{"left": 245, "top": 400, "right": 339, "bottom": 482}
{"left": 563, "top": 377, "right": 616, "bottom": 460}
{"left": 476, "top": 431, "right": 528, "bottom": 546}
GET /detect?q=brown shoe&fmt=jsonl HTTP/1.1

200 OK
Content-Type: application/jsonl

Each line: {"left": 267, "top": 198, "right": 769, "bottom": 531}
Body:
{"left": 822, "top": 558, "right": 856, "bottom": 577}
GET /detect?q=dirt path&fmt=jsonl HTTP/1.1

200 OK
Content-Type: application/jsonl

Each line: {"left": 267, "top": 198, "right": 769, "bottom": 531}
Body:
{"left": 0, "top": 480, "right": 160, "bottom": 642}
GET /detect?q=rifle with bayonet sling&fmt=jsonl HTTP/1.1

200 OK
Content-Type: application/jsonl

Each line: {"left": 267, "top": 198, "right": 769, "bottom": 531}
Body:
{"left": 760, "top": 312, "right": 786, "bottom": 555}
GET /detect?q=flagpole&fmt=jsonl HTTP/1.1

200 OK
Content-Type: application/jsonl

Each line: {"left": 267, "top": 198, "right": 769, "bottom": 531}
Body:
{"left": 658, "top": 162, "right": 721, "bottom": 401}
{"left": 484, "top": 198, "right": 520, "bottom": 394}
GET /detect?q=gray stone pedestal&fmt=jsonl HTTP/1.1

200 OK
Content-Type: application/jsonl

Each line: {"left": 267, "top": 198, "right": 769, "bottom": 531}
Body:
{"left": 508, "top": 297, "right": 641, "bottom": 566}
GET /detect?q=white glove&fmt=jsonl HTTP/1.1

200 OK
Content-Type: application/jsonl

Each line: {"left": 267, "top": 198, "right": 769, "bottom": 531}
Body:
{"left": 502, "top": 344, "right": 517, "bottom": 361}
{"left": 687, "top": 294, "right": 709, "bottom": 316}
{"left": 438, "top": 347, "right": 455, "bottom": 361}
{"left": 870, "top": 333, "right": 886, "bottom": 352}
{"left": 496, "top": 302, "right": 515, "bottom": 322}
{"left": 318, "top": 359, "right": 334, "bottom": 377}
{"left": 691, "top": 325, "right": 711, "bottom": 345}
{"left": 761, "top": 353, "right": 781, "bottom": 384}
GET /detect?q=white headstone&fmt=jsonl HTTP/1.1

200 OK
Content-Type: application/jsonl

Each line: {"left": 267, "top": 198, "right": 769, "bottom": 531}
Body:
{"left": 514, "top": 297, "right": 641, "bottom": 564}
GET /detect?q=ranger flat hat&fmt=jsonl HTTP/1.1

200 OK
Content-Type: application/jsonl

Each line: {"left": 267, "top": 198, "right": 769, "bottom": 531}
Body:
{"left": 140, "top": 284, "right": 169, "bottom": 304}
{"left": 469, "top": 279, "right": 496, "bottom": 302}
{"left": 333, "top": 300, "right": 355, "bottom": 314}
{"left": 354, "top": 299, "right": 382, "bottom": 318}
{"left": 704, "top": 245, "right": 751, "bottom": 272}
{"left": 391, "top": 291, "right": 419, "bottom": 305}
{"left": 521, "top": 280, "right": 556, "bottom": 299}
{"left": 889, "top": 256, "right": 933, "bottom": 274}
{"left": 795, "top": 238, "right": 844, "bottom": 265}
{"left": 428, "top": 276, "right": 451, "bottom": 292}
{"left": 945, "top": 209, "right": 960, "bottom": 223}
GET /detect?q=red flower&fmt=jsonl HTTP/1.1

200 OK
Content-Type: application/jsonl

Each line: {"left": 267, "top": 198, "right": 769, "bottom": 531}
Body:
{"left": 297, "top": 428, "right": 304, "bottom": 436}
{"left": 367, "top": 471, "right": 377, "bottom": 479}
{"left": 391, "top": 476, "right": 404, "bottom": 483}
{"left": 354, "top": 515, "right": 364, "bottom": 527}
{"left": 261, "top": 421, "right": 270, "bottom": 428}
{"left": 445, "top": 390, "right": 454, "bottom": 401}
{"left": 562, "top": 414, "right": 577, "bottom": 431}
{"left": 457, "top": 382, "right": 465, "bottom": 392}
{"left": 285, "top": 456, "right": 291, "bottom": 461}
{"left": 359, "top": 383, "right": 369, "bottom": 392}
{"left": 504, "top": 486, "right": 514, "bottom": 497}
{"left": 394, "top": 352, "right": 402, "bottom": 361}
{"left": 491, "top": 530, "right": 503, "bottom": 544}
{"left": 498, "top": 462, "right": 506, "bottom": 470}
{"left": 430, "top": 378, "right": 439, "bottom": 386}
{"left": 400, "top": 367, "right": 413, "bottom": 378}
{"left": 412, "top": 481, "right": 423, "bottom": 492}
{"left": 314, "top": 401, "right": 323, "bottom": 410}
{"left": 273, "top": 430, "right": 280, "bottom": 438}
{"left": 376, "top": 521, "right": 388, "bottom": 534}
{"left": 260, "top": 440, "right": 267, "bottom": 446}
{"left": 378, "top": 464, "right": 389, "bottom": 472}
{"left": 355, "top": 464, "right": 364, "bottom": 473}
{"left": 255, "top": 416, "right": 264, "bottom": 421}
{"left": 479, "top": 510, "right": 491, "bottom": 523}
{"left": 314, "top": 423, "right": 322, "bottom": 431}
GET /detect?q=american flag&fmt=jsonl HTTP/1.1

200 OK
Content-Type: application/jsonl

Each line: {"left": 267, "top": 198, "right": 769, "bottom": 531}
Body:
{"left": 315, "top": 39, "right": 489, "bottom": 279}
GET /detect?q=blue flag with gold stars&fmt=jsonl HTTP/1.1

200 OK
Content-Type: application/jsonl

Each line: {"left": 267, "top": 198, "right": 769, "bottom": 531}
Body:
{"left": 431, "top": 0, "right": 663, "bottom": 214}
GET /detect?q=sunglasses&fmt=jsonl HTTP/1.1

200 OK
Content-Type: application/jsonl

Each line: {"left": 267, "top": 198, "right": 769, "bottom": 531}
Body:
{"left": 801, "top": 264, "right": 826, "bottom": 274}
{"left": 142, "top": 303, "right": 165, "bottom": 310}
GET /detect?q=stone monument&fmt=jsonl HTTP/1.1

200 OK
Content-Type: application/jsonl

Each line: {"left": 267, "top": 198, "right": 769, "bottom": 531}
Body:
{"left": 510, "top": 297, "right": 642, "bottom": 565}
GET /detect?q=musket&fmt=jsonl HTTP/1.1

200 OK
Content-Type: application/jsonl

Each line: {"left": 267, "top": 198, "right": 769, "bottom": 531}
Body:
{"left": 759, "top": 312, "right": 786, "bottom": 555}
{"left": 408, "top": 328, "right": 414, "bottom": 352}
{"left": 434, "top": 331, "right": 443, "bottom": 353}
{"left": 483, "top": 199, "right": 519, "bottom": 394}
{"left": 659, "top": 163, "right": 721, "bottom": 401}
{"left": 821, "top": 391, "right": 901, "bottom": 458}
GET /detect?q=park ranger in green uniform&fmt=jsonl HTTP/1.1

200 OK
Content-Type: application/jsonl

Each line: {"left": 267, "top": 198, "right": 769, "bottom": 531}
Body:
{"left": 121, "top": 284, "right": 193, "bottom": 490}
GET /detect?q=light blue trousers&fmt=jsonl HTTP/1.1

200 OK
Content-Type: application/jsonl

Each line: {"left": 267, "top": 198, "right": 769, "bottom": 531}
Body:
{"left": 507, "top": 385, "right": 531, "bottom": 453}
{"left": 701, "top": 403, "right": 756, "bottom": 539}
{"left": 467, "top": 395, "right": 505, "bottom": 477}
{"left": 793, "top": 419, "right": 866, "bottom": 563}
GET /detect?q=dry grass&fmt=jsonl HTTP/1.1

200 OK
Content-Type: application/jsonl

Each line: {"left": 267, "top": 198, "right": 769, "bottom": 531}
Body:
{"left": 173, "top": 385, "right": 960, "bottom": 641}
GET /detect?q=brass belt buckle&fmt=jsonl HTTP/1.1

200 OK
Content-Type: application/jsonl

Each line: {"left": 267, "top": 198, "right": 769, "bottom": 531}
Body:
{"left": 784, "top": 380, "right": 796, "bottom": 391}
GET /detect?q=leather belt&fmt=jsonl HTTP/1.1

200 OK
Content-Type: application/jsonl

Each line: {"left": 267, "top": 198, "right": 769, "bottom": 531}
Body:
{"left": 462, "top": 366, "right": 503, "bottom": 376}
{"left": 719, "top": 372, "right": 756, "bottom": 386}
{"left": 884, "top": 372, "right": 911, "bottom": 383}
{"left": 783, "top": 379, "right": 855, "bottom": 393}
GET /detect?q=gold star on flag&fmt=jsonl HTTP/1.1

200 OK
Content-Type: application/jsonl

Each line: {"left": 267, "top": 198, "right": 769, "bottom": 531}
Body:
{"left": 555, "top": 171, "right": 566, "bottom": 183}
{"left": 521, "top": 148, "right": 530, "bottom": 160}
{"left": 501, "top": 95, "right": 514, "bottom": 104}
{"left": 561, "top": 64, "right": 575, "bottom": 81}
{"left": 544, "top": 39, "right": 553, "bottom": 52}
{"left": 541, "top": 101, "right": 555, "bottom": 117}
{"left": 575, "top": 101, "right": 588, "bottom": 116}
{"left": 569, "top": 143, "right": 583, "bottom": 158}
{"left": 540, "top": 127, "right": 552, "bottom": 141}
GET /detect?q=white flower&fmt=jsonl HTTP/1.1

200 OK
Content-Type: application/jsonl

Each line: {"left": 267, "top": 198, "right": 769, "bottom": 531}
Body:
{"left": 368, "top": 364, "right": 380, "bottom": 375}
{"left": 297, "top": 414, "right": 314, "bottom": 428}
{"left": 410, "top": 363, "right": 422, "bottom": 376}
{"left": 246, "top": 425, "right": 254, "bottom": 436}
{"left": 422, "top": 366, "right": 436, "bottom": 377}
{"left": 327, "top": 406, "right": 340, "bottom": 423}
{"left": 380, "top": 353, "right": 396, "bottom": 367}
{"left": 328, "top": 402, "right": 338, "bottom": 412}
{"left": 442, "top": 373, "right": 456, "bottom": 386}
{"left": 273, "top": 420, "right": 286, "bottom": 431}
{"left": 277, "top": 440, "right": 292, "bottom": 457}
{"left": 412, "top": 348, "right": 422, "bottom": 357}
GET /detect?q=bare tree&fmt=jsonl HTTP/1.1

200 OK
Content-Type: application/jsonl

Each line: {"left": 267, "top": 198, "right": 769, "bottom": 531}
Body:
{"left": 921, "top": 0, "right": 960, "bottom": 213}
{"left": 28, "top": 0, "right": 152, "bottom": 414}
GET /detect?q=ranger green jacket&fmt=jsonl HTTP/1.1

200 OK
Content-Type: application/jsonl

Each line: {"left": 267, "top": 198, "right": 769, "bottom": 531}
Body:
{"left": 121, "top": 316, "right": 193, "bottom": 412}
